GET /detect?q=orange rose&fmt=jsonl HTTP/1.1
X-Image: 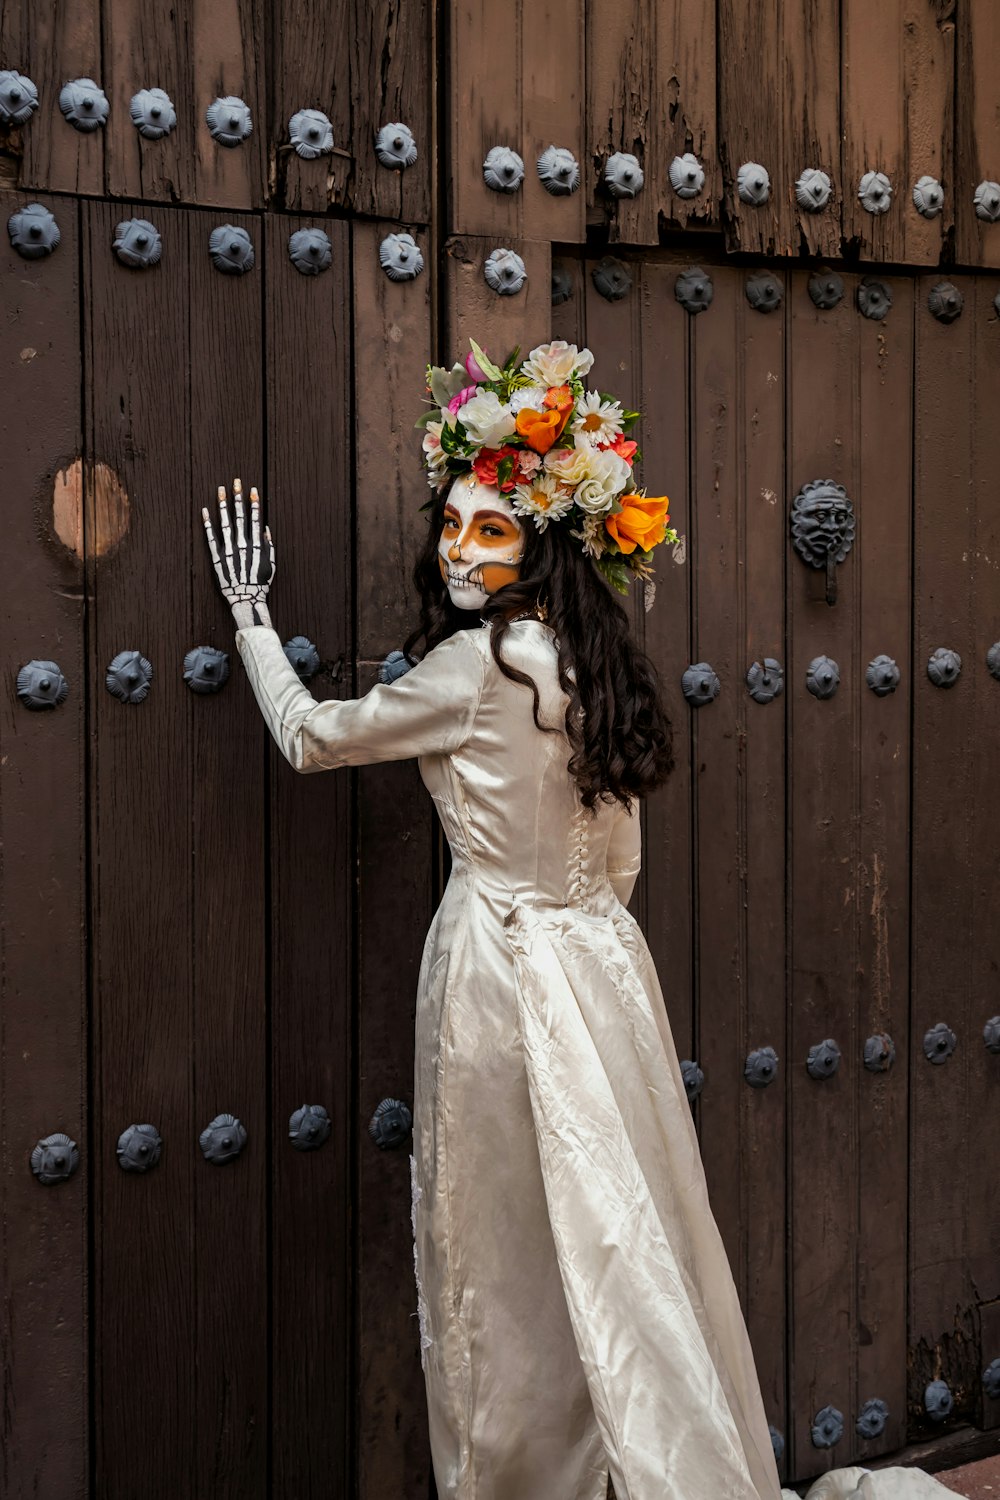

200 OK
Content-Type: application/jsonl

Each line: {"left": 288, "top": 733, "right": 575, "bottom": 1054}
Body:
{"left": 516, "top": 407, "right": 568, "bottom": 455}
{"left": 604, "top": 494, "right": 671, "bottom": 554}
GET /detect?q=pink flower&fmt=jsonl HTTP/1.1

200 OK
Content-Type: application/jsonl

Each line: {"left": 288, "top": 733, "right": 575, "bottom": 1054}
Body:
{"left": 447, "top": 384, "right": 479, "bottom": 414}
{"left": 517, "top": 450, "right": 541, "bottom": 479}
{"left": 465, "top": 350, "right": 489, "bottom": 383}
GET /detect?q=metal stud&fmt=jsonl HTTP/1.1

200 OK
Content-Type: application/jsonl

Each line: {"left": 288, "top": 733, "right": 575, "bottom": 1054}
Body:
{"left": 863, "top": 1032, "right": 896, "bottom": 1073}
{"left": 857, "top": 277, "right": 892, "bottom": 321}
{"left": 737, "top": 162, "right": 770, "bottom": 204}
{"left": 983, "top": 1017, "right": 1000, "bottom": 1055}
{"left": 199, "top": 1113, "right": 247, "bottom": 1164}
{"left": 483, "top": 145, "right": 524, "bottom": 193}
{"left": 117, "top": 1123, "right": 163, "bottom": 1173}
{"left": 0, "top": 69, "right": 39, "bottom": 125}
{"left": 288, "top": 1104, "right": 332, "bottom": 1151}
{"left": 791, "top": 479, "right": 855, "bottom": 604}
{"left": 680, "top": 1059, "right": 704, "bottom": 1102}
{"left": 927, "top": 647, "right": 961, "bottom": 687}
{"left": 866, "top": 655, "right": 900, "bottom": 696}
{"left": 30, "top": 1132, "right": 79, "bottom": 1185}
{"left": 746, "top": 658, "right": 783, "bottom": 704}
{"left": 183, "top": 645, "right": 230, "bottom": 694}
{"left": 856, "top": 1398, "right": 890, "bottom": 1439}
{"left": 206, "top": 95, "right": 252, "bottom": 147}
{"left": 113, "top": 217, "right": 162, "bottom": 269}
{"left": 674, "top": 266, "right": 714, "bottom": 315}
{"left": 59, "top": 78, "right": 109, "bottom": 132}
{"left": 375, "top": 122, "right": 418, "bottom": 169}
{"left": 858, "top": 170, "right": 892, "bottom": 214}
{"left": 209, "top": 224, "right": 255, "bottom": 275}
{"left": 983, "top": 1359, "right": 1000, "bottom": 1400}
{"left": 746, "top": 271, "right": 782, "bottom": 313}
{"left": 537, "top": 144, "right": 580, "bottom": 196}
{"left": 283, "top": 636, "right": 320, "bottom": 680}
{"left": 811, "top": 1405, "right": 844, "bottom": 1448}
{"left": 974, "top": 180, "right": 1000, "bottom": 223}
{"left": 7, "top": 202, "right": 60, "bottom": 259}
{"left": 744, "top": 1046, "right": 779, "bottom": 1088}
{"left": 484, "top": 247, "right": 527, "bottom": 296}
{"left": 987, "top": 642, "right": 1000, "bottom": 682}
{"left": 289, "top": 107, "right": 333, "bottom": 159}
{"left": 16, "top": 659, "right": 69, "bottom": 709}
{"left": 806, "top": 655, "right": 840, "bottom": 699}
{"left": 604, "top": 151, "right": 644, "bottom": 198}
{"left": 928, "top": 280, "right": 963, "bottom": 324}
{"left": 551, "top": 262, "right": 573, "bottom": 306}
{"left": 808, "top": 269, "right": 844, "bottom": 310}
{"left": 106, "top": 650, "right": 153, "bottom": 704}
{"left": 368, "top": 1097, "right": 413, "bottom": 1149}
{"left": 591, "top": 255, "right": 631, "bottom": 302}
{"left": 923, "top": 1021, "right": 956, "bottom": 1064}
{"left": 379, "top": 231, "right": 423, "bottom": 281}
{"left": 806, "top": 1038, "right": 841, "bottom": 1080}
{"left": 379, "top": 649, "right": 413, "bottom": 684}
{"left": 912, "top": 175, "right": 944, "bottom": 219}
{"left": 129, "top": 87, "right": 176, "bottom": 139}
{"left": 769, "top": 1426, "right": 785, "bottom": 1465}
{"left": 288, "top": 226, "right": 332, "bottom": 275}
{"left": 669, "top": 151, "right": 704, "bottom": 198}
{"left": 924, "top": 1379, "right": 953, "bottom": 1422}
{"left": 795, "top": 168, "right": 832, "bottom": 212}
{"left": 681, "top": 662, "right": 720, "bottom": 706}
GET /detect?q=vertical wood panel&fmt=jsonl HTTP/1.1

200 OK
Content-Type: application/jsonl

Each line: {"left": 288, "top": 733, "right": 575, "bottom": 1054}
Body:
{"left": 352, "top": 218, "right": 435, "bottom": 1500}
{"left": 841, "top": 0, "right": 907, "bottom": 262}
{"left": 444, "top": 235, "right": 551, "bottom": 359}
{"left": 102, "top": 0, "right": 195, "bottom": 201}
{"left": 717, "top": 0, "right": 781, "bottom": 255}
{"left": 900, "top": 0, "right": 954, "bottom": 268}
{"left": 188, "top": 206, "right": 267, "bottom": 1498}
{"left": 658, "top": 0, "right": 719, "bottom": 232}
{"left": 955, "top": 0, "right": 1000, "bottom": 268}
{"left": 264, "top": 213, "right": 353, "bottom": 1497}
{"left": 85, "top": 197, "right": 196, "bottom": 1498}
{"left": 585, "top": 0, "right": 659, "bottom": 244}
{"left": 1, "top": 0, "right": 104, "bottom": 194}
{"left": 786, "top": 274, "right": 859, "bottom": 1476}
{"left": 190, "top": 0, "right": 266, "bottom": 208}
{"left": 449, "top": 0, "right": 585, "bottom": 243}
{"left": 267, "top": 0, "right": 352, "bottom": 212}
{"left": 780, "top": 0, "right": 841, "bottom": 258}
{"left": 910, "top": 277, "right": 1000, "bottom": 1428}
{"left": 0, "top": 190, "right": 88, "bottom": 1500}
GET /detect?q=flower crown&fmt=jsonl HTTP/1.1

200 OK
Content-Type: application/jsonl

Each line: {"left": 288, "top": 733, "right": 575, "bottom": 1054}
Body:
{"left": 416, "top": 340, "right": 676, "bottom": 596}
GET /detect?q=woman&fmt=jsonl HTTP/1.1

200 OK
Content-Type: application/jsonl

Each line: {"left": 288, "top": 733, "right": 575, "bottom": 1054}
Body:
{"left": 201, "top": 341, "right": 782, "bottom": 1500}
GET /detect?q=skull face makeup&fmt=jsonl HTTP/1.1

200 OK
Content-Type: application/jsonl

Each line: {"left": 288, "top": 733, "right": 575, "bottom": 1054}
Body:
{"left": 437, "top": 477, "right": 525, "bottom": 610}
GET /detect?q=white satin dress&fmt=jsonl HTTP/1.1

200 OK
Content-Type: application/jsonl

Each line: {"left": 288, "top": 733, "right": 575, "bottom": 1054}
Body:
{"left": 235, "top": 617, "right": 784, "bottom": 1500}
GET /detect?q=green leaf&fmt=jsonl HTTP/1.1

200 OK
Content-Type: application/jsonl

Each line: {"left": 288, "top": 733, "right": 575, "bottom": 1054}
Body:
{"left": 413, "top": 407, "right": 439, "bottom": 429}
{"left": 469, "top": 338, "right": 504, "bottom": 382}
{"left": 596, "top": 555, "right": 632, "bottom": 595}
{"left": 621, "top": 409, "right": 641, "bottom": 432}
{"left": 496, "top": 454, "right": 515, "bottom": 490}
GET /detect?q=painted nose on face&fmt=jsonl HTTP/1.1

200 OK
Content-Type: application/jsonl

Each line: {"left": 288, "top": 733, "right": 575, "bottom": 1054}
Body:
{"left": 448, "top": 539, "right": 462, "bottom": 561}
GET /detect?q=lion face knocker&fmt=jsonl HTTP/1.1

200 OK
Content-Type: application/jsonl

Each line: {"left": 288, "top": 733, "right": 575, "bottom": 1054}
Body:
{"left": 790, "top": 478, "right": 855, "bottom": 605}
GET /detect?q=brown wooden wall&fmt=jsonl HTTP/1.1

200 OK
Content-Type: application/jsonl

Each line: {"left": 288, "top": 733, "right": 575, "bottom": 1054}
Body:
{"left": 2, "top": 4, "right": 1000, "bottom": 1498}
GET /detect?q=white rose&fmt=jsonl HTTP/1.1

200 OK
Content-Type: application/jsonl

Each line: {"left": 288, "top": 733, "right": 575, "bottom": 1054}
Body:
{"left": 572, "top": 451, "right": 630, "bottom": 514}
{"left": 543, "top": 443, "right": 594, "bottom": 485}
{"left": 459, "top": 390, "right": 516, "bottom": 448}
{"left": 508, "top": 384, "right": 548, "bottom": 414}
{"left": 520, "top": 340, "right": 595, "bottom": 388}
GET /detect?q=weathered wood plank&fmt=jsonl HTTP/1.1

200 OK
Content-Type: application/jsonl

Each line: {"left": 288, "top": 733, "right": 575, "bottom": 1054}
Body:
{"left": 841, "top": 0, "right": 907, "bottom": 263}
{"left": 444, "top": 234, "right": 550, "bottom": 362}
{"left": 190, "top": 0, "right": 266, "bottom": 208}
{"left": 0, "top": 189, "right": 88, "bottom": 1500}
{"left": 264, "top": 212, "right": 353, "bottom": 1498}
{"left": 449, "top": 0, "right": 585, "bottom": 243}
{"left": 84, "top": 196, "right": 196, "bottom": 1497}
{"left": 786, "top": 271, "right": 859, "bottom": 1477}
{"left": 717, "top": 0, "right": 781, "bottom": 255}
{"left": 901, "top": 0, "right": 954, "bottom": 268}
{"left": 954, "top": 0, "right": 1000, "bottom": 268}
{"left": 585, "top": 0, "right": 658, "bottom": 244}
{"left": 188, "top": 205, "right": 267, "bottom": 1498}
{"left": 102, "top": 0, "right": 195, "bottom": 201}
{"left": 780, "top": 0, "right": 841, "bottom": 258}
{"left": 348, "top": 0, "right": 433, "bottom": 222}
{"left": 352, "top": 218, "right": 435, "bottom": 1500}
{"left": 657, "top": 0, "right": 719, "bottom": 232}
{"left": 0, "top": 0, "right": 103, "bottom": 194}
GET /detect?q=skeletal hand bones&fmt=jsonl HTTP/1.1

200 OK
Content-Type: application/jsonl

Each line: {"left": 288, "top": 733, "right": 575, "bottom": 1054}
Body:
{"left": 202, "top": 478, "right": 276, "bottom": 629}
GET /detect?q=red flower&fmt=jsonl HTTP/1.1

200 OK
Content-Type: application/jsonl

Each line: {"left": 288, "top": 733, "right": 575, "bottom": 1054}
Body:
{"left": 600, "top": 433, "right": 638, "bottom": 466}
{"left": 473, "top": 445, "right": 522, "bottom": 492}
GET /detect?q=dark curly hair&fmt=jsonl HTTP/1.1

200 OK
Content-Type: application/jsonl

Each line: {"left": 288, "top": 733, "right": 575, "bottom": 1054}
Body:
{"left": 400, "top": 487, "right": 675, "bottom": 813}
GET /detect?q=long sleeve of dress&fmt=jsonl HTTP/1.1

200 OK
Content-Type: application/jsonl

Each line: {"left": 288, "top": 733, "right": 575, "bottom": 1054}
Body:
{"left": 234, "top": 625, "right": 486, "bottom": 771}
{"left": 605, "top": 799, "right": 642, "bottom": 906}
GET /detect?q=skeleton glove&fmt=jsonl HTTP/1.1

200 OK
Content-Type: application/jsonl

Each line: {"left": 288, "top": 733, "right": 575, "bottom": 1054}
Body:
{"left": 202, "top": 479, "right": 276, "bottom": 630}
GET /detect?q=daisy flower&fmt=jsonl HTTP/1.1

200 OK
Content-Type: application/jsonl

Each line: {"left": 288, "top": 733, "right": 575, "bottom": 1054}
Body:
{"left": 571, "top": 391, "right": 624, "bottom": 445}
{"left": 568, "top": 511, "right": 609, "bottom": 558}
{"left": 511, "top": 474, "right": 574, "bottom": 530}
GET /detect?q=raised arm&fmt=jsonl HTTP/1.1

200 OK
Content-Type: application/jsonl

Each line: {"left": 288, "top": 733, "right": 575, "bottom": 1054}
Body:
{"left": 606, "top": 799, "right": 642, "bottom": 907}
